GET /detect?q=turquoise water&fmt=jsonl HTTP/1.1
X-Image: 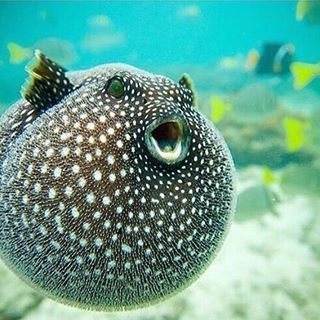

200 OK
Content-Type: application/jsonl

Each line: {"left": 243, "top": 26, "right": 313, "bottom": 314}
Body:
{"left": 1, "top": 1, "right": 320, "bottom": 104}
{"left": 0, "top": 2, "right": 320, "bottom": 320}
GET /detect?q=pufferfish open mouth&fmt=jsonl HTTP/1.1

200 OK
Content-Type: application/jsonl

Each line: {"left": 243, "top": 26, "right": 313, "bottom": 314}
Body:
{"left": 145, "top": 112, "right": 191, "bottom": 165}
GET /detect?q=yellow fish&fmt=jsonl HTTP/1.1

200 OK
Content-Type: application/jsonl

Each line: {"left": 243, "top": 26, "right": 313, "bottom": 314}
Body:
{"left": 283, "top": 117, "right": 310, "bottom": 152}
{"left": 262, "top": 167, "right": 279, "bottom": 186}
{"left": 210, "top": 95, "right": 231, "bottom": 123}
{"left": 8, "top": 39, "right": 77, "bottom": 66}
{"left": 296, "top": 0, "right": 311, "bottom": 20}
{"left": 290, "top": 62, "right": 320, "bottom": 90}
{"left": 296, "top": 0, "right": 320, "bottom": 24}
{"left": 7, "top": 42, "right": 32, "bottom": 64}
{"left": 219, "top": 55, "right": 243, "bottom": 70}
{"left": 245, "top": 49, "right": 260, "bottom": 70}
{"left": 87, "top": 15, "right": 111, "bottom": 28}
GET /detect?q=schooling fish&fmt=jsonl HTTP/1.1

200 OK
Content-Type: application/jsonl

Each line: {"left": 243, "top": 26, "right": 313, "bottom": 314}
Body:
{"left": 0, "top": 51, "right": 236, "bottom": 311}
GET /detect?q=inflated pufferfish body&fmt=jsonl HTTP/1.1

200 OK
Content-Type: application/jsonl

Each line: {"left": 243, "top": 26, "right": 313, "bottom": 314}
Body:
{"left": 0, "top": 51, "right": 236, "bottom": 311}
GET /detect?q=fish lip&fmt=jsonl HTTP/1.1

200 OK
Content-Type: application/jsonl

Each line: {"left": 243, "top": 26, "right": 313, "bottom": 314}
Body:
{"left": 144, "top": 109, "right": 191, "bottom": 166}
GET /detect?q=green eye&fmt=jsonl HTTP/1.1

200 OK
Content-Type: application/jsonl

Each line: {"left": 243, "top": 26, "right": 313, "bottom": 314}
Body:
{"left": 106, "top": 78, "right": 124, "bottom": 98}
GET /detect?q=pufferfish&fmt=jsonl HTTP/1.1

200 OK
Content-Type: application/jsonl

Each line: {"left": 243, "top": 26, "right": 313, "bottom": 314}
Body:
{"left": 0, "top": 50, "right": 236, "bottom": 311}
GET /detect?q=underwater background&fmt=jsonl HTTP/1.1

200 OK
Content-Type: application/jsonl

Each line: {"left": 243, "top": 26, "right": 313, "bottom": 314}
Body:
{"left": 0, "top": 1, "right": 320, "bottom": 319}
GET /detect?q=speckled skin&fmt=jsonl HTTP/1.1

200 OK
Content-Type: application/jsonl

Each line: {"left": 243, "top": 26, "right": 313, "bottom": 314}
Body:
{"left": 0, "top": 61, "right": 236, "bottom": 310}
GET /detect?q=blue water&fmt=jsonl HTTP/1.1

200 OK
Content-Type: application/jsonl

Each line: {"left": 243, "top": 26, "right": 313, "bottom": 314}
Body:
{"left": 0, "top": 1, "right": 320, "bottom": 105}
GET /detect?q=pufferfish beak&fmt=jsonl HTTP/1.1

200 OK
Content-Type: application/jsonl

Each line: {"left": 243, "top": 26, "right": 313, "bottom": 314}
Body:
{"left": 179, "top": 73, "right": 196, "bottom": 106}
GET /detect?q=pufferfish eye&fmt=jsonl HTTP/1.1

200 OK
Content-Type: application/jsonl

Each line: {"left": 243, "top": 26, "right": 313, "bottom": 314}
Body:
{"left": 105, "top": 77, "right": 124, "bottom": 98}
{"left": 145, "top": 112, "right": 191, "bottom": 165}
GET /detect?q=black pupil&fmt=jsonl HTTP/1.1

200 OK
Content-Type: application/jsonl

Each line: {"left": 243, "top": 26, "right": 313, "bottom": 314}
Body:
{"left": 151, "top": 121, "right": 182, "bottom": 152}
{"left": 107, "top": 79, "right": 124, "bottom": 98}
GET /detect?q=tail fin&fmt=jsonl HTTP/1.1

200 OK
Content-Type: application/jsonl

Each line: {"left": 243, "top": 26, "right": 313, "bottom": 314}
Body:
{"left": 290, "top": 62, "right": 320, "bottom": 90}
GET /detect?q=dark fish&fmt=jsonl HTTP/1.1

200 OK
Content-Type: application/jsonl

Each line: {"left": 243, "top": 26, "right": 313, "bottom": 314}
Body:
{"left": 0, "top": 50, "right": 236, "bottom": 311}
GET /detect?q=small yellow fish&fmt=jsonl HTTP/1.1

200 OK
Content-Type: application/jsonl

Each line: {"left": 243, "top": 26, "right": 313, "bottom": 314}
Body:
{"left": 245, "top": 49, "right": 260, "bottom": 70}
{"left": 178, "top": 5, "right": 201, "bottom": 18}
{"left": 219, "top": 56, "right": 241, "bottom": 70}
{"left": 262, "top": 167, "right": 279, "bottom": 186}
{"left": 7, "top": 42, "right": 32, "bottom": 64}
{"left": 296, "top": 0, "right": 320, "bottom": 24}
{"left": 87, "top": 14, "right": 111, "bottom": 28}
{"left": 210, "top": 95, "right": 231, "bottom": 123}
{"left": 283, "top": 117, "right": 310, "bottom": 152}
{"left": 290, "top": 62, "right": 320, "bottom": 89}
{"left": 8, "top": 39, "right": 77, "bottom": 66}
{"left": 296, "top": 0, "right": 311, "bottom": 20}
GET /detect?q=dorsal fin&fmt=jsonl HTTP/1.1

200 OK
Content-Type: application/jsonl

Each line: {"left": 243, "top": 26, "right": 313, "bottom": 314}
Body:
{"left": 21, "top": 50, "right": 75, "bottom": 110}
{"left": 179, "top": 73, "right": 196, "bottom": 106}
